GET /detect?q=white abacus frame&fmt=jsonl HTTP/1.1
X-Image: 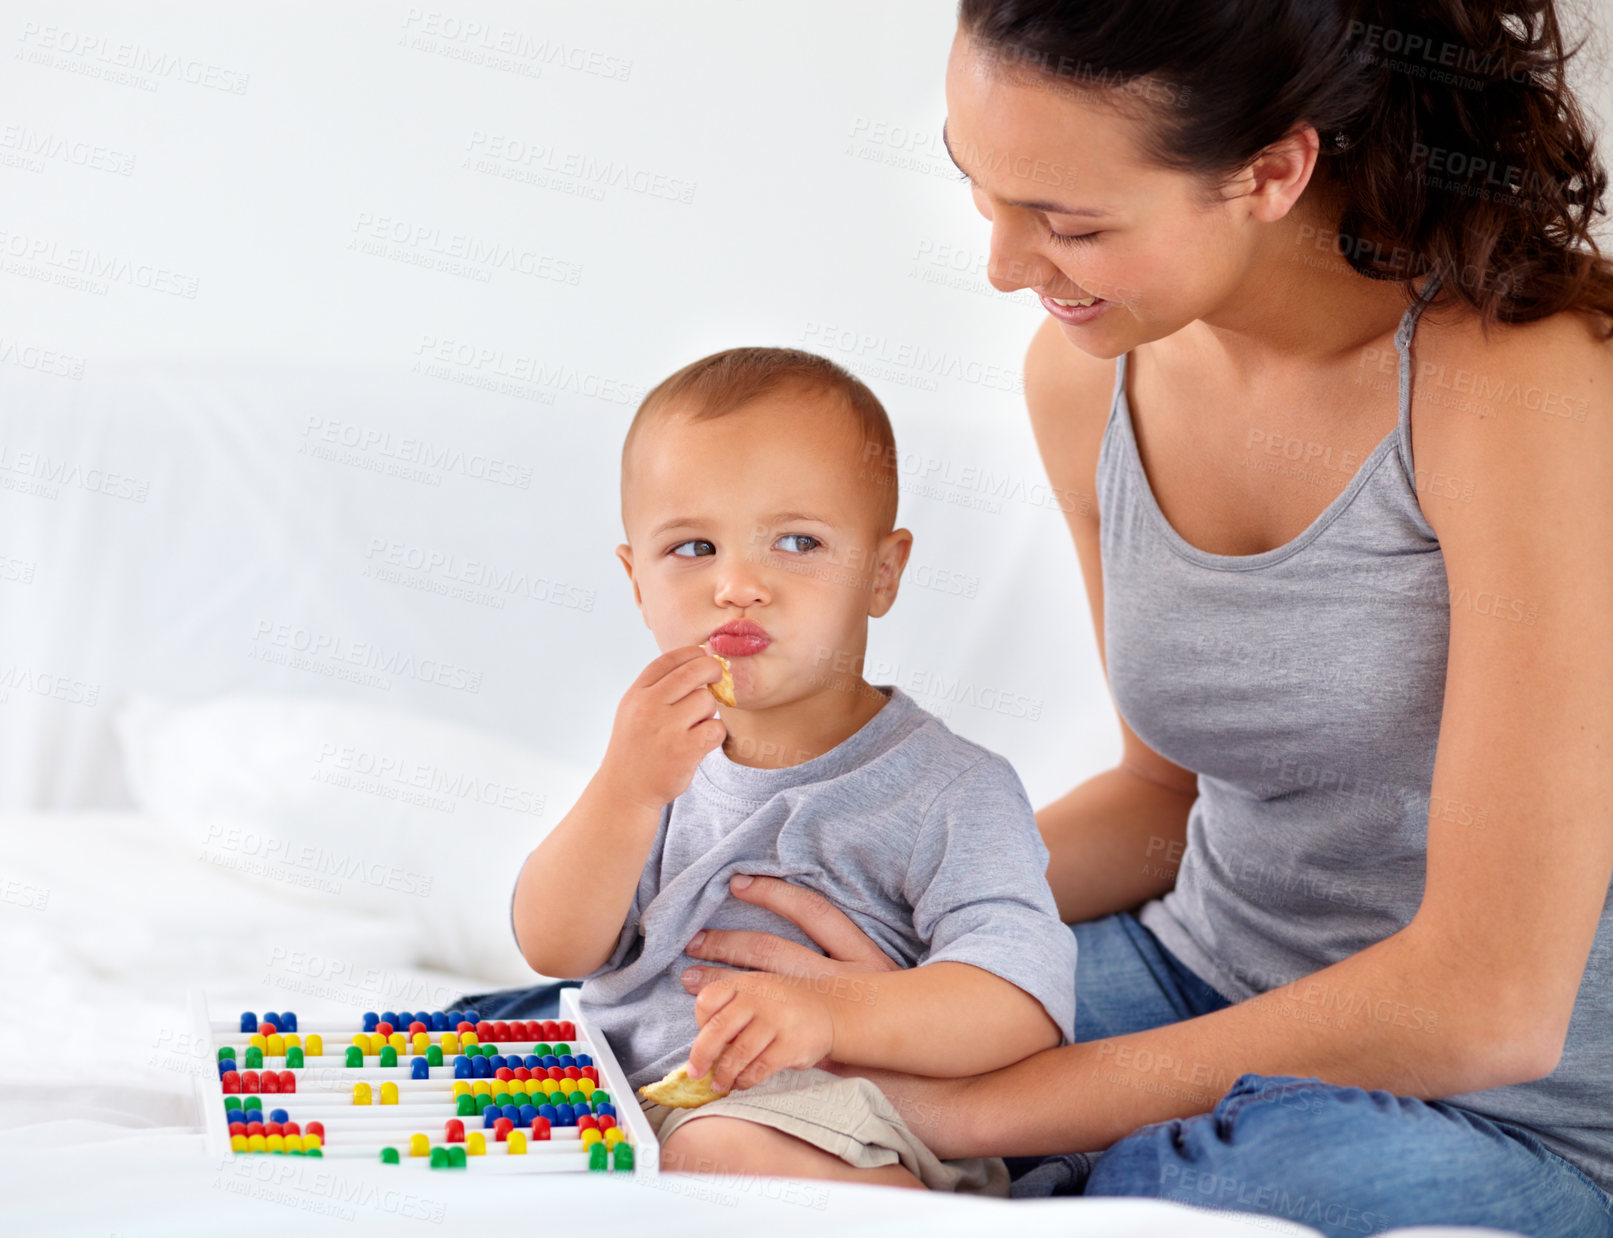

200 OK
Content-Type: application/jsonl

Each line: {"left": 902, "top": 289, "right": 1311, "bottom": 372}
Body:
{"left": 191, "top": 986, "right": 660, "bottom": 1175}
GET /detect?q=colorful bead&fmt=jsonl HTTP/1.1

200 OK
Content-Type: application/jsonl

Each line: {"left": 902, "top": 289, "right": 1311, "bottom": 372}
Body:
{"left": 380, "top": 1146, "right": 399, "bottom": 1164}
{"left": 409, "top": 1133, "right": 430, "bottom": 1157}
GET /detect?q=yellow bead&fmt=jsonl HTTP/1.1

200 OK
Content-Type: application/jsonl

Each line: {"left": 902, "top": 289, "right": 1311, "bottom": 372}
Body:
{"left": 543, "top": 1079, "right": 562, "bottom": 1095}
{"left": 409, "top": 1133, "right": 430, "bottom": 1158}
{"left": 380, "top": 1082, "right": 399, "bottom": 1105}
{"left": 304, "top": 1133, "right": 322, "bottom": 1150}
{"left": 230, "top": 1134, "right": 248, "bottom": 1152}
{"left": 351, "top": 1032, "right": 368, "bottom": 1048}
{"left": 283, "top": 1033, "right": 300, "bottom": 1049}
{"left": 388, "top": 1032, "right": 405, "bottom": 1053}
{"left": 507, "top": 1131, "right": 527, "bottom": 1155}
{"left": 352, "top": 1082, "right": 373, "bottom": 1105}
{"left": 603, "top": 1128, "right": 624, "bottom": 1146}
{"left": 368, "top": 1033, "right": 386, "bottom": 1056}
{"left": 451, "top": 1082, "right": 470, "bottom": 1098}
{"left": 461, "top": 1032, "right": 479, "bottom": 1048}
{"left": 247, "top": 1134, "right": 266, "bottom": 1152}
{"left": 265, "top": 1034, "right": 285, "bottom": 1056}
{"left": 412, "top": 1032, "right": 429, "bottom": 1054}
{"left": 471, "top": 1081, "right": 491, "bottom": 1097}
{"left": 441, "top": 1033, "right": 459, "bottom": 1054}
{"left": 249, "top": 1034, "right": 267, "bottom": 1051}
{"left": 284, "top": 1135, "right": 304, "bottom": 1153}
{"left": 306, "top": 1034, "right": 323, "bottom": 1058}
{"left": 466, "top": 1132, "right": 486, "bottom": 1156}
{"left": 265, "top": 1134, "right": 284, "bottom": 1152}
{"left": 580, "top": 1129, "right": 602, "bottom": 1147}
{"left": 577, "top": 1078, "right": 595, "bottom": 1095}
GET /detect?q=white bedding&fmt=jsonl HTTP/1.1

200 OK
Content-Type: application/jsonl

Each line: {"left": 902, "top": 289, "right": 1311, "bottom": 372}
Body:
{"left": 0, "top": 807, "right": 1507, "bottom": 1237}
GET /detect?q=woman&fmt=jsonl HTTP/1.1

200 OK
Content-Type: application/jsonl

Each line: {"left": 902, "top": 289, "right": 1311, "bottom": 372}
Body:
{"left": 468, "top": 1, "right": 1613, "bottom": 1231}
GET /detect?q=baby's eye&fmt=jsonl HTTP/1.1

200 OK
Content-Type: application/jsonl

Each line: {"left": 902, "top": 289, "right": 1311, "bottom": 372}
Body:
{"left": 669, "top": 539, "right": 715, "bottom": 558}
{"left": 776, "top": 534, "right": 821, "bottom": 553}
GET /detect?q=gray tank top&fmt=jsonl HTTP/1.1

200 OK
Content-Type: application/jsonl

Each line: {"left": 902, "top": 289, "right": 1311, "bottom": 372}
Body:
{"left": 1100, "top": 272, "right": 1613, "bottom": 1194}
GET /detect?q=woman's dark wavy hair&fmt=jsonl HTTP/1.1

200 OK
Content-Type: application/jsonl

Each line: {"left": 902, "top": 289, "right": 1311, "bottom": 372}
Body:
{"left": 958, "top": 0, "right": 1613, "bottom": 337}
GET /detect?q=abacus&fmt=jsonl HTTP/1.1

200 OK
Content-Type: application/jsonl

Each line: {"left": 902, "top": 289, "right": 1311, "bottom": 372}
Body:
{"left": 192, "top": 987, "right": 658, "bottom": 1174}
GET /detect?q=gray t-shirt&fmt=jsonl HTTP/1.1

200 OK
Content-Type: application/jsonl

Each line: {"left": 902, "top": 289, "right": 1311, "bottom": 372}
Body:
{"left": 569, "top": 684, "right": 1077, "bottom": 1089}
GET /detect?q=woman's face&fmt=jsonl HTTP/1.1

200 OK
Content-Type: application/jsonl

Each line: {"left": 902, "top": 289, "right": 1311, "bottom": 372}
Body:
{"left": 942, "top": 29, "right": 1319, "bottom": 358}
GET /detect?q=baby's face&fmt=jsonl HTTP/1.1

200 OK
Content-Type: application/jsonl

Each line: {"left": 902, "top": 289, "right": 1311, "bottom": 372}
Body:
{"left": 617, "top": 387, "right": 911, "bottom": 709}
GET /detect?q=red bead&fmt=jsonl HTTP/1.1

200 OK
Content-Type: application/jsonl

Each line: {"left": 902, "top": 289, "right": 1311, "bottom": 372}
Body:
{"left": 408, "top": 1021, "right": 427, "bottom": 1035}
{"left": 493, "top": 1117, "right": 513, "bottom": 1142}
{"left": 557, "top": 1021, "right": 575, "bottom": 1039}
{"left": 546, "top": 1066, "right": 565, "bottom": 1080}
{"left": 474, "top": 1021, "right": 492, "bottom": 1041}
{"left": 515, "top": 1021, "right": 537, "bottom": 1040}
{"left": 282, "top": 1122, "right": 300, "bottom": 1136}
{"left": 596, "top": 1115, "right": 616, "bottom": 1131}
{"left": 582, "top": 1067, "right": 599, "bottom": 1084}
{"left": 577, "top": 1115, "right": 597, "bottom": 1131}
{"left": 491, "top": 1021, "right": 511, "bottom": 1041}
{"left": 563, "top": 1066, "right": 581, "bottom": 1080}
{"left": 277, "top": 1070, "right": 296, "bottom": 1093}
{"left": 264, "top": 1121, "right": 283, "bottom": 1137}
{"left": 246, "top": 1121, "right": 264, "bottom": 1137}
{"left": 222, "top": 1073, "right": 240, "bottom": 1094}
{"left": 530, "top": 1116, "right": 551, "bottom": 1140}
{"left": 240, "top": 1071, "right": 260, "bottom": 1091}
{"left": 260, "top": 1073, "right": 279, "bottom": 1094}
{"left": 494, "top": 1068, "right": 513, "bottom": 1081}
{"left": 444, "top": 1119, "right": 465, "bottom": 1143}
{"left": 540, "top": 1020, "right": 559, "bottom": 1040}
{"left": 306, "top": 1121, "right": 325, "bottom": 1140}
{"left": 258, "top": 1021, "right": 277, "bottom": 1036}
{"left": 376, "top": 1021, "right": 394, "bottom": 1037}
{"left": 456, "top": 1021, "right": 474, "bottom": 1035}
{"left": 512, "top": 1067, "right": 531, "bottom": 1081}
{"left": 228, "top": 1122, "right": 246, "bottom": 1137}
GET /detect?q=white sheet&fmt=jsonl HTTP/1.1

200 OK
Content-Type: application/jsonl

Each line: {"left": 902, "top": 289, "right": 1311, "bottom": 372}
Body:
{"left": 0, "top": 808, "right": 1514, "bottom": 1236}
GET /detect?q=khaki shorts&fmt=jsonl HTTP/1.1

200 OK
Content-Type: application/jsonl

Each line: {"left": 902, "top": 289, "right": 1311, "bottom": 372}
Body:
{"left": 641, "top": 1066, "right": 1009, "bottom": 1195}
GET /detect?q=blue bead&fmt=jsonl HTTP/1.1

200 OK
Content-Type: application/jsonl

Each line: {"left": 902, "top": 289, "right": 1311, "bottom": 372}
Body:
{"left": 555, "top": 1103, "right": 575, "bottom": 1126}
{"left": 558, "top": 1055, "right": 576, "bottom": 1068}
{"left": 489, "top": 1055, "right": 508, "bottom": 1071}
{"left": 226, "top": 1108, "right": 245, "bottom": 1125}
{"left": 462, "top": 1009, "right": 479, "bottom": 1024}
{"left": 218, "top": 1061, "right": 234, "bottom": 1079}
{"left": 540, "top": 1055, "right": 559, "bottom": 1069}
{"left": 270, "top": 1108, "right": 289, "bottom": 1124}
{"left": 471, "top": 1056, "right": 491, "bottom": 1078}
{"left": 453, "top": 1057, "right": 473, "bottom": 1079}
{"left": 411, "top": 1057, "right": 430, "bottom": 1079}
{"left": 447, "top": 1010, "right": 464, "bottom": 1027}
{"left": 575, "top": 1054, "right": 592, "bottom": 1067}
{"left": 279, "top": 1012, "right": 297, "bottom": 1032}
{"left": 518, "top": 1104, "right": 538, "bottom": 1125}
{"left": 595, "top": 1103, "right": 615, "bottom": 1118}
{"left": 239, "top": 1012, "right": 257, "bottom": 1033}
{"left": 522, "top": 1055, "right": 540, "bottom": 1070}
{"left": 483, "top": 1109, "right": 499, "bottom": 1128}
{"left": 262, "top": 1011, "right": 280, "bottom": 1029}
{"left": 245, "top": 1109, "right": 264, "bottom": 1124}
{"left": 380, "top": 1011, "right": 399, "bottom": 1027}
{"left": 430, "top": 1011, "right": 448, "bottom": 1031}
{"left": 537, "top": 1103, "right": 558, "bottom": 1122}
{"left": 362, "top": 1012, "right": 379, "bottom": 1032}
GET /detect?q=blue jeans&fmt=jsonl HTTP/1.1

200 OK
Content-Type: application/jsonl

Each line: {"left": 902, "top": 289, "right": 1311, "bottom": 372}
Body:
{"left": 1011, "top": 912, "right": 1613, "bottom": 1237}
{"left": 458, "top": 915, "right": 1613, "bottom": 1235}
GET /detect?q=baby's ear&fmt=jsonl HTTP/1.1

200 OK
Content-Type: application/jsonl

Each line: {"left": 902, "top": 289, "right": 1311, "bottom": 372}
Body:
{"left": 868, "top": 528, "right": 914, "bottom": 618}
{"left": 615, "top": 544, "right": 646, "bottom": 618}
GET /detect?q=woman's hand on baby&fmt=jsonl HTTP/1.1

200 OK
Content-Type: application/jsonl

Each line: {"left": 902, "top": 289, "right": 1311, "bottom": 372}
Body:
{"left": 680, "top": 874, "right": 904, "bottom": 995}
{"left": 601, "top": 646, "right": 728, "bottom": 812}
{"left": 685, "top": 971, "right": 836, "bottom": 1092}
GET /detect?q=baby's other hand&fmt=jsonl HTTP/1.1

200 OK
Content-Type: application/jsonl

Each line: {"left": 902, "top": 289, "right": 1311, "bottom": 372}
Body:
{"left": 686, "top": 972, "right": 835, "bottom": 1092}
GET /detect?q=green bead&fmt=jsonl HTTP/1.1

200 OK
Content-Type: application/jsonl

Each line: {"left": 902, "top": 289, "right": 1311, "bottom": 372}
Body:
{"left": 240, "top": 1096, "right": 261, "bottom": 1113}
{"left": 493, "top": 1091, "right": 513, "bottom": 1107}
{"left": 285, "top": 1047, "right": 304, "bottom": 1068}
{"left": 480, "top": 1044, "right": 497, "bottom": 1058}
{"left": 381, "top": 1147, "right": 400, "bottom": 1164}
{"left": 290, "top": 1148, "right": 305, "bottom": 1156}
{"left": 613, "top": 1144, "right": 634, "bottom": 1172}
{"left": 475, "top": 1095, "right": 495, "bottom": 1113}
{"left": 553, "top": 1043, "right": 571, "bottom": 1056}
{"left": 588, "top": 1142, "right": 608, "bottom": 1171}
{"left": 346, "top": 1047, "right": 363, "bottom": 1067}
{"left": 533, "top": 1043, "right": 552, "bottom": 1056}
{"left": 456, "top": 1095, "right": 476, "bottom": 1116}
{"left": 590, "top": 1091, "right": 610, "bottom": 1105}
{"left": 429, "top": 1147, "right": 450, "bottom": 1168}
{"left": 306, "top": 1147, "right": 322, "bottom": 1158}
{"left": 446, "top": 1146, "right": 467, "bottom": 1168}
{"left": 567, "top": 1091, "right": 586, "bottom": 1106}
{"left": 427, "top": 1045, "right": 443, "bottom": 1066}
{"left": 244, "top": 1047, "right": 263, "bottom": 1069}
{"left": 379, "top": 1047, "right": 398, "bottom": 1068}
{"left": 217, "top": 1046, "right": 236, "bottom": 1062}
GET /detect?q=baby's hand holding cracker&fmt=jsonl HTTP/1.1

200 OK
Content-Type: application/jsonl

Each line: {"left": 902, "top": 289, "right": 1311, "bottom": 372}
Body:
{"left": 600, "top": 646, "right": 730, "bottom": 811}
{"left": 686, "top": 971, "right": 836, "bottom": 1092}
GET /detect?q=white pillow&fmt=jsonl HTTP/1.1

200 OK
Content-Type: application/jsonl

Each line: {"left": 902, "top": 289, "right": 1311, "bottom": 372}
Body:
{"left": 116, "top": 693, "right": 590, "bottom": 986}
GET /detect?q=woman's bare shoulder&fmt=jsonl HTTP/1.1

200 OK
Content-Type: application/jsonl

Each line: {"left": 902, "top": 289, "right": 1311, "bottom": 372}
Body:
{"left": 1022, "top": 317, "right": 1120, "bottom": 523}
